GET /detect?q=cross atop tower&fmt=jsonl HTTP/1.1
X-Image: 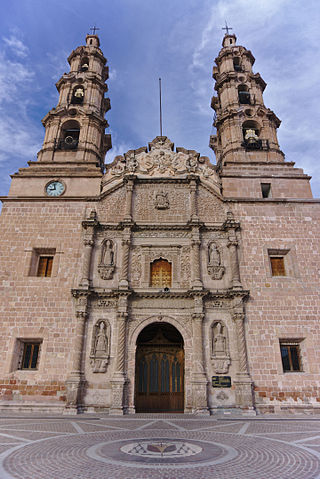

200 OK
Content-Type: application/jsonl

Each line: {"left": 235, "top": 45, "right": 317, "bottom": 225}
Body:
{"left": 90, "top": 25, "right": 100, "bottom": 35}
{"left": 222, "top": 21, "right": 232, "bottom": 35}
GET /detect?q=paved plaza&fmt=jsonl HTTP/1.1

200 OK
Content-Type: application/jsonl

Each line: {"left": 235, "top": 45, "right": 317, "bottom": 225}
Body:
{"left": 0, "top": 414, "right": 319, "bottom": 478}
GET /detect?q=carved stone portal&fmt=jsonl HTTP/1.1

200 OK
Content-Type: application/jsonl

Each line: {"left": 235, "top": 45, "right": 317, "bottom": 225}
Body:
{"left": 90, "top": 320, "right": 110, "bottom": 373}
{"left": 211, "top": 321, "right": 230, "bottom": 374}
{"left": 98, "top": 239, "right": 115, "bottom": 280}
{"left": 207, "top": 242, "right": 225, "bottom": 280}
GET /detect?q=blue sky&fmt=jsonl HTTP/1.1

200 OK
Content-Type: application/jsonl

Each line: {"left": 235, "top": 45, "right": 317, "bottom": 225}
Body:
{"left": 0, "top": 0, "right": 319, "bottom": 197}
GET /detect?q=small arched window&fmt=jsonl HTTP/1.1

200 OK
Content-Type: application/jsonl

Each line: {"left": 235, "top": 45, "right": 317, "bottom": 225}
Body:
{"left": 71, "top": 86, "right": 84, "bottom": 105}
{"left": 150, "top": 258, "right": 172, "bottom": 288}
{"left": 59, "top": 120, "right": 80, "bottom": 150}
{"left": 238, "top": 85, "right": 250, "bottom": 105}
{"left": 80, "top": 57, "right": 89, "bottom": 72}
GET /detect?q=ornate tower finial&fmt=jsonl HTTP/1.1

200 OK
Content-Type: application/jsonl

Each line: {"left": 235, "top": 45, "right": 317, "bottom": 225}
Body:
{"left": 222, "top": 21, "right": 232, "bottom": 35}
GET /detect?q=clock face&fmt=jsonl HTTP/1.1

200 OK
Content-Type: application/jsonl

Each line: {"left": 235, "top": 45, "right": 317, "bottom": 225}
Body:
{"left": 46, "top": 181, "right": 65, "bottom": 197}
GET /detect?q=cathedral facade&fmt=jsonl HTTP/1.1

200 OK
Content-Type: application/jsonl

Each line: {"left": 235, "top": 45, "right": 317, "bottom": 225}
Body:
{"left": 0, "top": 33, "right": 319, "bottom": 415}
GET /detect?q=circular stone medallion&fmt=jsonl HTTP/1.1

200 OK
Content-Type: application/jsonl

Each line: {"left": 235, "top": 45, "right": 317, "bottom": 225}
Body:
{"left": 121, "top": 440, "right": 202, "bottom": 458}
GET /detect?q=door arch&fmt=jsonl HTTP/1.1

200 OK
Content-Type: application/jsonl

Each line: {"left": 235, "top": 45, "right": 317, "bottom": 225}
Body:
{"left": 135, "top": 322, "right": 184, "bottom": 413}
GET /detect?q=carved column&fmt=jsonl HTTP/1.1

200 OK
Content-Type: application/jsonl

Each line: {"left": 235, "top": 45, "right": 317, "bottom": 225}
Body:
{"left": 119, "top": 236, "right": 130, "bottom": 289}
{"left": 191, "top": 311, "right": 209, "bottom": 414}
{"left": 188, "top": 176, "right": 198, "bottom": 221}
{"left": 191, "top": 227, "right": 203, "bottom": 290}
{"left": 124, "top": 176, "right": 135, "bottom": 221}
{"left": 80, "top": 212, "right": 97, "bottom": 288}
{"left": 232, "top": 311, "right": 254, "bottom": 410}
{"left": 64, "top": 294, "right": 88, "bottom": 414}
{"left": 111, "top": 294, "right": 129, "bottom": 415}
{"left": 227, "top": 233, "right": 242, "bottom": 289}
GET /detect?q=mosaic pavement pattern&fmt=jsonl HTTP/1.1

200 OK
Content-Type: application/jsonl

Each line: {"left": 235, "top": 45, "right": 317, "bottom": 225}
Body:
{"left": 0, "top": 414, "right": 319, "bottom": 478}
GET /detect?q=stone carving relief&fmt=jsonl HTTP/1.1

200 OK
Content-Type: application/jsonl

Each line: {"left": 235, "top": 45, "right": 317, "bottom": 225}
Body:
{"left": 207, "top": 242, "right": 225, "bottom": 280}
{"left": 130, "top": 247, "right": 142, "bottom": 288}
{"left": 104, "top": 136, "right": 219, "bottom": 187}
{"left": 180, "top": 246, "right": 191, "bottom": 288}
{"left": 211, "top": 321, "right": 230, "bottom": 374}
{"left": 154, "top": 191, "right": 170, "bottom": 210}
{"left": 216, "top": 390, "right": 228, "bottom": 401}
{"left": 98, "top": 239, "right": 115, "bottom": 280}
{"left": 90, "top": 320, "right": 110, "bottom": 373}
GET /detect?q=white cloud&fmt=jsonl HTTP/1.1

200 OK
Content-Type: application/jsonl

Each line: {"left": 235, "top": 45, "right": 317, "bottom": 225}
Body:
{"left": 3, "top": 35, "right": 29, "bottom": 58}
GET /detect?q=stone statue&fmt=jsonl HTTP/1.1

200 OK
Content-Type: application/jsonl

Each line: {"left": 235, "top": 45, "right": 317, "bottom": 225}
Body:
{"left": 98, "top": 239, "right": 115, "bottom": 280}
{"left": 103, "top": 240, "right": 114, "bottom": 265}
{"left": 90, "top": 320, "right": 109, "bottom": 373}
{"left": 213, "top": 322, "right": 226, "bottom": 356}
{"left": 211, "top": 322, "right": 230, "bottom": 374}
{"left": 207, "top": 242, "right": 225, "bottom": 280}
{"left": 209, "top": 242, "right": 221, "bottom": 266}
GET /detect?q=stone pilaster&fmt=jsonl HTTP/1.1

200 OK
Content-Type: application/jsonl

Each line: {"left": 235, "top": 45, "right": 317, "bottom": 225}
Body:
{"left": 110, "top": 294, "right": 129, "bottom": 415}
{"left": 80, "top": 211, "right": 97, "bottom": 288}
{"left": 191, "top": 226, "right": 203, "bottom": 290}
{"left": 188, "top": 176, "right": 198, "bottom": 221}
{"left": 227, "top": 233, "right": 242, "bottom": 289}
{"left": 232, "top": 311, "right": 254, "bottom": 410}
{"left": 191, "top": 310, "right": 209, "bottom": 414}
{"left": 124, "top": 176, "right": 135, "bottom": 221}
{"left": 64, "top": 293, "right": 88, "bottom": 414}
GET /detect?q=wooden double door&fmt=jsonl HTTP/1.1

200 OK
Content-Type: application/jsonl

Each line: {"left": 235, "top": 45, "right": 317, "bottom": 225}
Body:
{"left": 135, "top": 325, "right": 184, "bottom": 413}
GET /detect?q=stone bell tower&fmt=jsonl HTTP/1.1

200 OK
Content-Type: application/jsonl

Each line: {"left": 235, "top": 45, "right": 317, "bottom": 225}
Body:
{"left": 8, "top": 34, "right": 111, "bottom": 199}
{"left": 210, "top": 33, "right": 312, "bottom": 199}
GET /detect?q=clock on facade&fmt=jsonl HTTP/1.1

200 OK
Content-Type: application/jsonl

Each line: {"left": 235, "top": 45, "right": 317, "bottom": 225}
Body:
{"left": 45, "top": 181, "right": 65, "bottom": 197}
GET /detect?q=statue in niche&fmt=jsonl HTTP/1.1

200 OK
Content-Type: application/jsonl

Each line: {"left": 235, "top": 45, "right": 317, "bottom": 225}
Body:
{"left": 207, "top": 242, "right": 225, "bottom": 280}
{"left": 211, "top": 322, "right": 230, "bottom": 374}
{"left": 98, "top": 239, "right": 115, "bottom": 280}
{"left": 90, "top": 320, "right": 110, "bottom": 373}
{"left": 154, "top": 191, "right": 169, "bottom": 210}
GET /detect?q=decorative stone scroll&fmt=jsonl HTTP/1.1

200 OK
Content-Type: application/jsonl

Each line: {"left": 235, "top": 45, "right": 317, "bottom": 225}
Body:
{"left": 211, "top": 321, "right": 230, "bottom": 374}
{"left": 104, "top": 136, "right": 220, "bottom": 187}
{"left": 98, "top": 239, "right": 115, "bottom": 280}
{"left": 207, "top": 242, "right": 225, "bottom": 280}
{"left": 90, "top": 320, "right": 110, "bottom": 373}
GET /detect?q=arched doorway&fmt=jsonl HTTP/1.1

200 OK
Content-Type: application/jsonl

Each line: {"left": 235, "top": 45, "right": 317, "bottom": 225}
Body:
{"left": 135, "top": 322, "right": 184, "bottom": 413}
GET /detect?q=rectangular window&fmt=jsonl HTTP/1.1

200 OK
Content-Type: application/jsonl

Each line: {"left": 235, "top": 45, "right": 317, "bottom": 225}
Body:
{"left": 20, "top": 341, "right": 41, "bottom": 370}
{"left": 280, "top": 341, "right": 303, "bottom": 372}
{"left": 261, "top": 183, "right": 271, "bottom": 198}
{"left": 270, "top": 257, "right": 286, "bottom": 276}
{"left": 28, "top": 248, "right": 56, "bottom": 277}
{"left": 37, "top": 256, "right": 53, "bottom": 277}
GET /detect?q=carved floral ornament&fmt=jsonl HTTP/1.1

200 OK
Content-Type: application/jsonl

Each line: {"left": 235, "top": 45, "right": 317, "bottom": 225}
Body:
{"left": 104, "top": 137, "right": 219, "bottom": 185}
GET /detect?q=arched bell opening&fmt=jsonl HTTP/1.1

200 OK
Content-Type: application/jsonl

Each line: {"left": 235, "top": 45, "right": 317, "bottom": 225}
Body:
{"left": 80, "top": 57, "right": 89, "bottom": 72}
{"left": 59, "top": 120, "right": 80, "bottom": 150}
{"left": 135, "top": 322, "right": 184, "bottom": 413}
{"left": 238, "top": 84, "right": 251, "bottom": 105}
{"left": 242, "top": 119, "right": 266, "bottom": 150}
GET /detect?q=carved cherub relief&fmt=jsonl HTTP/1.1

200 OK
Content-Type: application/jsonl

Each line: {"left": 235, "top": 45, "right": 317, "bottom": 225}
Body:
{"left": 90, "top": 320, "right": 110, "bottom": 373}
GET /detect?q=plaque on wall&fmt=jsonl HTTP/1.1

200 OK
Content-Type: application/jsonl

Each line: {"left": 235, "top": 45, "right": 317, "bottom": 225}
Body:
{"left": 212, "top": 376, "right": 231, "bottom": 388}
